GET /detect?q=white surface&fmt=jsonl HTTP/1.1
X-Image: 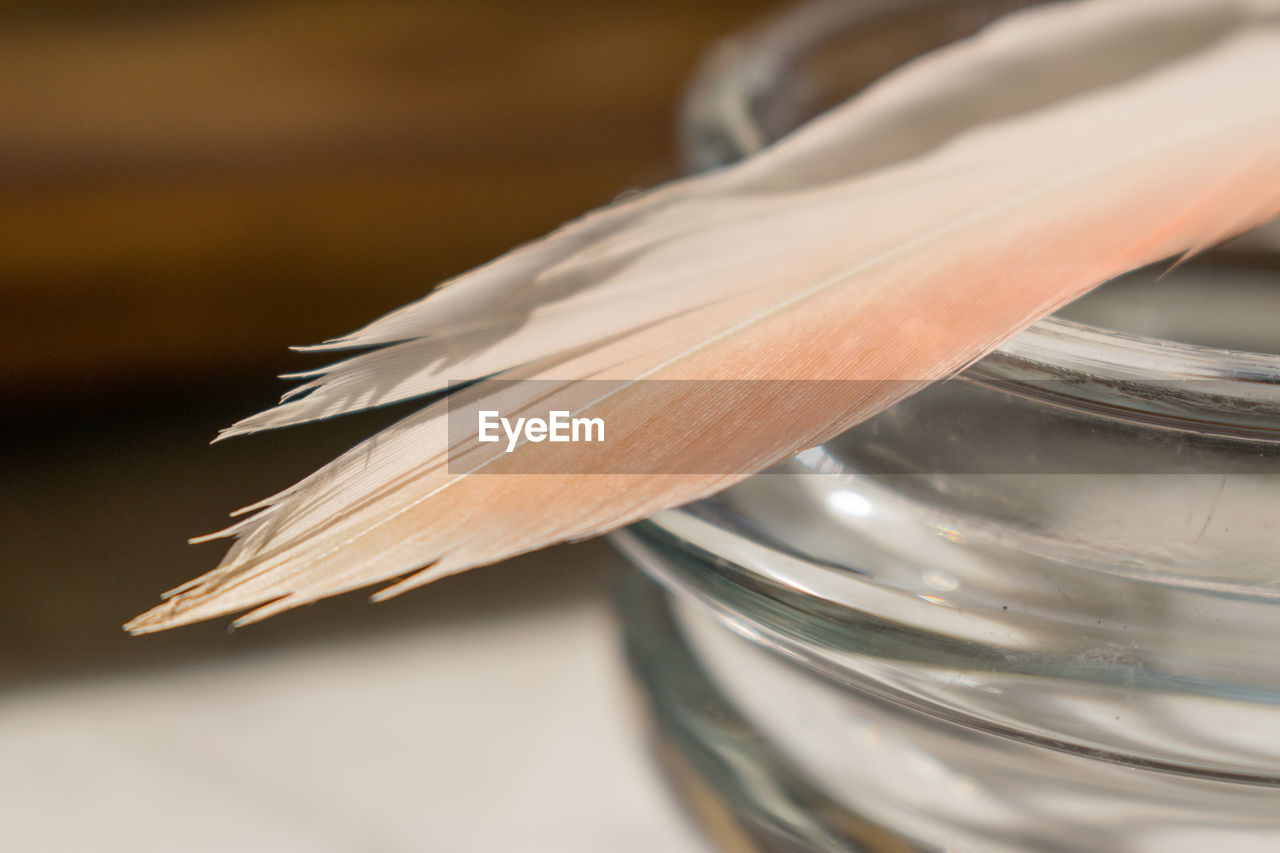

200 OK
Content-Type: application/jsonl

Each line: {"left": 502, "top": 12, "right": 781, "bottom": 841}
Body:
{"left": 1, "top": 591, "right": 705, "bottom": 853}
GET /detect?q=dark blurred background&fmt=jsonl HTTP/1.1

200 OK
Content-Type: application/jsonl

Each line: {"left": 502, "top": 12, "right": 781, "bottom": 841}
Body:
{"left": 1, "top": 0, "right": 777, "bottom": 681}
{"left": 0, "top": 6, "right": 780, "bottom": 848}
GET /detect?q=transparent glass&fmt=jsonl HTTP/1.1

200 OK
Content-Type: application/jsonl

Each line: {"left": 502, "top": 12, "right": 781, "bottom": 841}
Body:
{"left": 613, "top": 2, "right": 1280, "bottom": 850}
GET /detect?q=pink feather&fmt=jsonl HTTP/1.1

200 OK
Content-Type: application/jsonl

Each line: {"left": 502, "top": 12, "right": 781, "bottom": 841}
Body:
{"left": 128, "top": 0, "right": 1280, "bottom": 633}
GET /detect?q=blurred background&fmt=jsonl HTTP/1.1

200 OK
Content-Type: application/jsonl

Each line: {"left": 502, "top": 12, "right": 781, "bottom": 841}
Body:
{"left": 0, "top": 1, "right": 779, "bottom": 848}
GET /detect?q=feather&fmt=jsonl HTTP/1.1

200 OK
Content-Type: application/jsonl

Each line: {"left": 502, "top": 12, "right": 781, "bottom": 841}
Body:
{"left": 127, "top": 0, "right": 1280, "bottom": 633}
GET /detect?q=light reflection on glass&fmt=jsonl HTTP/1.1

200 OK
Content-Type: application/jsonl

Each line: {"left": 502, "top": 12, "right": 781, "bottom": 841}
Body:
{"left": 923, "top": 570, "right": 959, "bottom": 592}
{"left": 827, "top": 489, "right": 872, "bottom": 518}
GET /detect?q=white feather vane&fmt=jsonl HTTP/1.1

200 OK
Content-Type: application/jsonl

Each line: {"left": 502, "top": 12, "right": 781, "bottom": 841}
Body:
{"left": 128, "top": 0, "right": 1280, "bottom": 633}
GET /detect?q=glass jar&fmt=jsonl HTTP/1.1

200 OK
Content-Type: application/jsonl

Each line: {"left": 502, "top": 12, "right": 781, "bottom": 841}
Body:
{"left": 612, "top": 2, "right": 1280, "bottom": 850}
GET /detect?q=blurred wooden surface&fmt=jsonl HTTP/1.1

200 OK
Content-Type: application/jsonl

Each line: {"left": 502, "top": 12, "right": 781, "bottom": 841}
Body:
{"left": 0, "top": 0, "right": 777, "bottom": 397}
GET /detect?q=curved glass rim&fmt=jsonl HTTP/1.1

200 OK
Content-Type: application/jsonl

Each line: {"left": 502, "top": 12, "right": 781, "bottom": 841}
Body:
{"left": 678, "top": 0, "right": 1280, "bottom": 397}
